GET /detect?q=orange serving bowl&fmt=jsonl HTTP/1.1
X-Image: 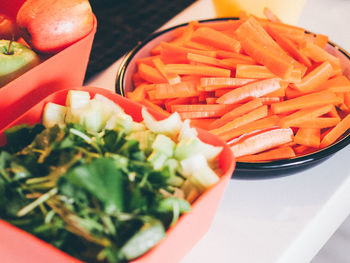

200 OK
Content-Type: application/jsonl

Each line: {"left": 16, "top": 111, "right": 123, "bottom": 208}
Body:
{"left": 0, "top": 0, "right": 97, "bottom": 131}
{"left": 0, "top": 86, "right": 236, "bottom": 263}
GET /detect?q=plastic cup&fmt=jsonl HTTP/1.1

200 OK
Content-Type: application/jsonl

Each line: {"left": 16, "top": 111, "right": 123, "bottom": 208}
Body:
{"left": 211, "top": 0, "right": 306, "bottom": 25}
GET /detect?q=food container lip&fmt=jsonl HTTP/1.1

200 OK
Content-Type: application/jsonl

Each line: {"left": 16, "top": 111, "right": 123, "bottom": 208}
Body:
{"left": 115, "top": 17, "right": 350, "bottom": 177}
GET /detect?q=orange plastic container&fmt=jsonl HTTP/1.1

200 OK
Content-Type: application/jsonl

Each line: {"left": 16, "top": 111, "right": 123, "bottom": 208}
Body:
{"left": 0, "top": 86, "right": 235, "bottom": 263}
{"left": 0, "top": 0, "right": 97, "bottom": 130}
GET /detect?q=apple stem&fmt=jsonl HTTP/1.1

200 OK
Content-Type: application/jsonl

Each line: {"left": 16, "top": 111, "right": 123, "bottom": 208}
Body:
{"left": 6, "top": 40, "right": 14, "bottom": 55}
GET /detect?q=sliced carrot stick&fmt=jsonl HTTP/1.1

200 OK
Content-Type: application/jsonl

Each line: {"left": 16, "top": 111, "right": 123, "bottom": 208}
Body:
{"left": 209, "top": 98, "right": 263, "bottom": 129}
{"left": 266, "top": 25, "right": 312, "bottom": 68}
{"left": 187, "top": 52, "right": 235, "bottom": 70}
{"left": 292, "top": 61, "right": 334, "bottom": 93}
{"left": 237, "top": 146, "right": 296, "bottom": 162}
{"left": 294, "top": 117, "right": 340, "bottom": 128}
{"left": 136, "top": 55, "right": 161, "bottom": 66}
{"left": 184, "top": 40, "right": 216, "bottom": 51}
{"left": 126, "top": 84, "right": 146, "bottom": 101}
{"left": 164, "top": 97, "right": 191, "bottom": 112}
{"left": 294, "top": 127, "right": 321, "bottom": 148}
{"left": 235, "top": 64, "right": 276, "bottom": 79}
{"left": 210, "top": 105, "right": 268, "bottom": 136}
{"left": 260, "top": 97, "right": 281, "bottom": 105}
{"left": 152, "top": 57, "right": 181, "bottom": 85}
{"left": 194, "top": 19, "right": 242, "bottom": 31}
{"left": 279, "top": 104, "right": 333, "bottom": 128}
{"left": 271, "top": 90, "right": 341, "bottom": 114}
{"left": 237, "top": 36, "right": 294, "bottom": 80}
{"left": 189, "top": 118, "right": 217, "bottom": 129}
{"left": 154, "top": 80, "right": 200, "bottom": 99}
{"left": 235, "top": 64, "right": 302, "bottom": 83}
{"left": 132, "top": 72, "right": 148, "bottom": 87}
{"left": 235, "top": 17, "right": 304, "bottom": 79}
{"left": 164, "top": 63, "right": 231, "bottom": 77}
{"left": 200, "top": 77, "right": 255, "bottom": 90}
{"left": 216, "top": 78, "right": 281, "bottom": 104}
{"left": 140, "top": 99, "right": 171, "bottom": 117}
{"left": 220, "top": 115, "right": 280, "bottom": 141}
{"left": 320, "top": 113, "right": 350, "bottom": 147}
{"left": 171, "top": 103, "right": 232, "bottom": 113}
{"left": 344, "top": 92, "right": 350, "bottom": 110}
{"left": 191, "top": 27, "right": 241, "bottom": 53}
{"left": 138, "top": 63, "right": 167, "bottom": 84}
{"left": 317, "top": 75, "right": 350, "bottom": 93}
{"left": 263, "top": 7, "right": 282, "bottom": 23}
{"left": 301, "top": 41, "right": 341, "bottom": 69}
{"left": 314, "top": 34, "right": 329, "bottom": 49}
{"left": 216, "top": 50, "right": 256, "bottom": 62}
{"left": 178, "top": 110, "right": 225, "bottom": 119}
{"left": 230, "top": 127, "right": 294, "bottom": 157}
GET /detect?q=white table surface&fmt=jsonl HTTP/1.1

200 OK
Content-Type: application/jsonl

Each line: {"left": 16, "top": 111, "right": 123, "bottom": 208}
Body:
{"left": 85, "top": 0, "right": 350, "bottom": 262}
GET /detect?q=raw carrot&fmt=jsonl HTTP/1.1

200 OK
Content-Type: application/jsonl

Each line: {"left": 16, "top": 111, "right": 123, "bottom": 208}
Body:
{"left": 178, "top": 110, "right": 225, "bottom": 119}
{"left": 152, "top": 57, "right": 181, "bottom": 85}
{"left": 216, "top": 78, "right": 281, "bottom": 104}
{"left": 266, "top": 25, "right": 312, "bottom": 68}
{"left": 126, "top": 84, "right": 146, "bottom": 101}
{"left": 263, "top": 7, "right": 282, "bottom": 23}
{"left": 314, "top": 34, "right": 329, "bottom": 49}
{"left": 301, "top": 40, "right": 341, "bottom": 69}
{"left": 200, "top": 77, "right": 255, "bottom": 90}
{"left": 189, "top": 118, "right": 217, "bottom": 129}
{"left": 164, "top": 63, "right": 231, "bottom": 77}
{"left": 210, "top": 105, "right": 268, "bottom": 136}
{"left": 260, "top": 97, "right": 281, "bottom": 105}
{"left": 294, "top": 127, "right": 321, "bottom": 148}
{"left": 317, "top": 75, "right": 350, "bottom": 93}
{"left": 271, "top": 90, "right": 341, "bottom": 114}
{"left": 220, "top": 115, "right": 280, "bottom": 141}
{"left": 154, "top": 80, "right": 200, "bottom": 99}
{"left": 210, "top": 98, "right": 263, "bottom": 129}
{"left": 187, "top": 52, "right": 236, "bottom": 70}
{"left": 237, "top": 36, "right": 294, "bottom": 80}
{"left": 279, "top": 104, "right": 333, "bottom": 128}
{"left": 230, "top": 127, "right": 294, "bottom": 157}
{"left": 294, "top": 117, "right": 340, "bottom": 128}
{"left": 170, "top": 103, "right": 232, "bottom": 113}
{"left": 191, "top": 26, "right": 241, "bottom": 53}
{"left": 237, "top": 146, "right": 296, "bottom": 162}
{"left": 138, "top": 63, "right": 167, "bottom": 84}
{"left": 320, "top": 113, "right": 350, "bottom": 147}
{"left": 292, "top": 61, "right": 334, "bottom": 93}
{"left": 216, "top": 50, "right": 256, "bottom": 62}
{"left": 139, "top": 99, "right": 171, "bottom": 117}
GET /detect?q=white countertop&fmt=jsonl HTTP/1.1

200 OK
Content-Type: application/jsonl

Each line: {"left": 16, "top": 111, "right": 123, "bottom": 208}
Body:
{"left": 85, "top": 0, "right": 350, "bottom": 262}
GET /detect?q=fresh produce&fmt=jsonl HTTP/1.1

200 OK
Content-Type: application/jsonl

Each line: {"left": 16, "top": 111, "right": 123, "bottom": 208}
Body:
{"left": 126, "top": 9, "right": 350, "bottom": 162}
{"left": 0, "top": 39, "right": 40, "bottom": 87}
{"left": 0, "top": 90, "right": 223, "bottom": 262}
{"left": 0, "top": 14, "right": 19, "bottom": 40}
{"left": 16, "top": 0, "right": 94, "bottom": 53}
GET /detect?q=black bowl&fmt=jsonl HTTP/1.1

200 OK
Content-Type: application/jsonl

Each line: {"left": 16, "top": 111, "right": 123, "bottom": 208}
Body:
{"left": 115, "top": 18, "right": 350, "bottom": 179}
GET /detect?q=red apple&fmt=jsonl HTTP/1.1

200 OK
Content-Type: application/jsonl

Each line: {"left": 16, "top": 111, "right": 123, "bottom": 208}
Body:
{"left": 16, "top": 0, "right": 94, "bottom": 54}
{"left": 0, "top": 14, "right": 19, "bottom": 40}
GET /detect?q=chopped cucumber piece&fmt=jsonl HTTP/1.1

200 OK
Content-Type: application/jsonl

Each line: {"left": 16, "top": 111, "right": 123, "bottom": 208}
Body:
{"left": 152, "top": 134, "right": 175, "bottom": 157}
{"left": 120, "top": 218, "right": 165, "bottom": 260}
{"left": 180, "top": 153, "right": 219, "bottom": 190}
{"left": 175, "top": 137, "right": 223, "bottom": 161}
{"left": 147, "top": 151, "right": 168, "bottom": 170}
{"left": 141, "top": 107, "right": 182, "bottom": 137}
{"left": 179, "top": 119, "right": 198, "bottom": 140}
{"left": 65, "top": 90, "right": 90, "bottom": 108}
{"left": 42, "top": 102, "right": 66, "bottom": 128}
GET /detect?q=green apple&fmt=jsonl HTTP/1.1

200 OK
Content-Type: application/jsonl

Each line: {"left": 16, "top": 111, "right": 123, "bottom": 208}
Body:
{"left": 0, "top": 40, "right": 40, "bottom": 87}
